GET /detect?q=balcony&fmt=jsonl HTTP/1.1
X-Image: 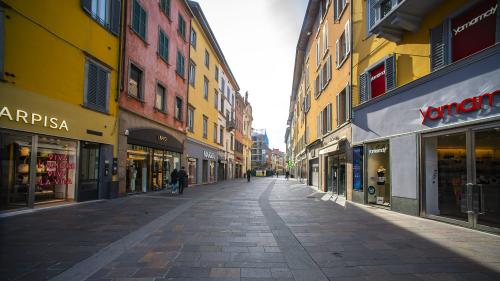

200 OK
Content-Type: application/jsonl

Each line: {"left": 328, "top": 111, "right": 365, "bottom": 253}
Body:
{"left": 370, "top": 0, "right": 444, "bottom": 43}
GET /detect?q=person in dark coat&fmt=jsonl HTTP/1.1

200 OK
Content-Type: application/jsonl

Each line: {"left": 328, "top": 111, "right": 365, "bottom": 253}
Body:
{"left": 171, "top": 169, "right": 179, "bottom": 194}
{"left": 246, "top": 169, "right": 251, "bottom": 182}
{"left": 178, "top": 166, "right": 188, "bottom": 195}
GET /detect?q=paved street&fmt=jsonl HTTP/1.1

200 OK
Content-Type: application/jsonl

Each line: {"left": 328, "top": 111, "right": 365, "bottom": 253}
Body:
{"left": 2, "top": 178, "right": 500, "bottom": 281}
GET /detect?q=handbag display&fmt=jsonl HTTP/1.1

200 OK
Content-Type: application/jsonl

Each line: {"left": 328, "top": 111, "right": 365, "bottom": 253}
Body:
{"left": 17, "top": 163, "right": 29, "bottom": 174}
{"left": 19, "top": 147, "right": 30, "bottom": 157}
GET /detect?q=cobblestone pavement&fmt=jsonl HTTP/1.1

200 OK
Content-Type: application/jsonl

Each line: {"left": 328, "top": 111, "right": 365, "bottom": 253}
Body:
{"left": 2, "top": 178, "right": 500, "bottom": 281}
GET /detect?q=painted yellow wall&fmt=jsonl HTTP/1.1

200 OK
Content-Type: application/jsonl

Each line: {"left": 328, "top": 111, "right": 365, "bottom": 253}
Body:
{"left": 187, "top": 17, "right": 221, "bottom": 149}
{"left": 2, "top": 0, "right": 120, "bottom": 147}
{"left": 351, "top": 0, "right": 469, "bottom": 106}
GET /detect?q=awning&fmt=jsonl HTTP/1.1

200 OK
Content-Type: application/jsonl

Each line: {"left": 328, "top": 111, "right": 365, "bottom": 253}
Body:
{"left": 319, "top": 143, "right": 339, "bottom": 155}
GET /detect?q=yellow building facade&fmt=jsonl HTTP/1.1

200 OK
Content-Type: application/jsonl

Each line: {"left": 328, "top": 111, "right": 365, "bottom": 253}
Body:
{"left": 0, "top": 0, "right": 121, "bottom": 210}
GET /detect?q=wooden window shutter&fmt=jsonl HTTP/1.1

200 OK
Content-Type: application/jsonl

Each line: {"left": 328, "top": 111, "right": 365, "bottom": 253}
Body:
{"left": 334, "top": 0, "right": 338, "bottom": 21}
{"left": 385, "top": 54, "right": 396, "bottom": 91}
{"left": 336, "top": 95, "right": 340, "bottom": 128}
{"left": 430, "top": 20, "right": 450, "bottom": 71}
{"left": 96, "top": 67, "right": 108, "bottom": 110}
{"left": 335, "top": 39, "right": 339, "bottom": 67}
{"left": 346, "top": 84, "right": 352, "bottom": 121}
{"left": 327, "top": 55, "right": 332, "bottom": 82}
{"left": 86, "top": 62, "right": 98, "bottom": 107}
{"left": 316, "top": 114, "right": 320, "bottom": 138}
{"left": 345, "top": 20, "right": 350, "bottom": 55}
{"left": 359, "top": 72, "right": 368, "bottom": 103}
{"left": 327, "top": 104, "right": 332, "bottom": 132}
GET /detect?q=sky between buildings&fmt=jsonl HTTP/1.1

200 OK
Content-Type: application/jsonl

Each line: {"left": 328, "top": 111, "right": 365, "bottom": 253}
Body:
{"left": 196, "top": 0, "right": 308, "bottom": 151}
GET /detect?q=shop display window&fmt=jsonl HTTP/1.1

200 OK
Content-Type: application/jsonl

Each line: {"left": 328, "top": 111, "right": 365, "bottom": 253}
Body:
{"left": 366, "top": 141, "right": 391, "bottom": 206}
{"left": 209, "top": 161, "right": 216, "bottom": 183}
{"left": 188, "top": 158, "right": 197, "bottom": 185}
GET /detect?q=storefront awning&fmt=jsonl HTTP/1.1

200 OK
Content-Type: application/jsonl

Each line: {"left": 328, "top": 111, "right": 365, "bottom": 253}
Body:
{"left": 128, "top": 128, "right": 183, "bottom": 153}
{"left": 319, "top": 143, "right": 339, "bottom": 155}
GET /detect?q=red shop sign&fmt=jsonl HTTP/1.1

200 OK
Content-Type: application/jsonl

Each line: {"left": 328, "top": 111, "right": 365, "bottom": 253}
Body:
{"left": 419, "top": 90, "right": 500, "bottom": 124}
{"left": 452, "top": 0, "right": 497, "bottom": 62}
{"left": 370, "top": 63, "right": 386, "bottom": 98}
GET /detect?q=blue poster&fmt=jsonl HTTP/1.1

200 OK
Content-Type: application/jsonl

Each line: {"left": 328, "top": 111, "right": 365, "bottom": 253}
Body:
{"left": 353, "top": 146, "right": 363, "bottom": 191}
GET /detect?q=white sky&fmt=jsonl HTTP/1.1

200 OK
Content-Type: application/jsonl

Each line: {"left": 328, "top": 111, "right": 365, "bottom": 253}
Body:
{"left": 196, "top": 0, "right": 308, "bottom": 151}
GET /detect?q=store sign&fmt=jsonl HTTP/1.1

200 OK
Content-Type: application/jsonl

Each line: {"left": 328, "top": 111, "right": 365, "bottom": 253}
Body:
{"left": 452, "top": 0, "right": 497, "bottom": 61}
{"left": 158, "top": 135, "right": 168, "bottom": 142}
{"left": 0, "top": 106, "right": 69, "bottom": 131}
{"left": 203, "top": 150, "right": 216, "bottom": 160}
{"left": 368, "top": 146, "right": 387, "bottom": 155}
{"left": 370, "top": 64, "right": 386, "bottom": 98}
{"left": 419, "top": 90, "right": 500, "bottom": 124}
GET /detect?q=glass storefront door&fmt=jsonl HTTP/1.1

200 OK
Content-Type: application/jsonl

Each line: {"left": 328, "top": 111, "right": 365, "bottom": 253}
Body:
{"left": 188, "top": 158, "right": 197, "bottom": 185}
{"left": 326, "top": 154, "right": 346, "bottom": 196}
{"left": 78, "top": 142, "right": 100, "bottom": 202}
{"left": 424, "top": 123, "right": 500, "bottom": 230}
{"left": 366, "top": 141, "right": 391, "bottom": 206}
{"left": 474, "top": 127, "right": 500, "bottom": 228}
{"left": 0, "top": 131, "right": 32, "bottom": 210}
{"left": 127, "top": 145, "right": 149, "bottom": 193}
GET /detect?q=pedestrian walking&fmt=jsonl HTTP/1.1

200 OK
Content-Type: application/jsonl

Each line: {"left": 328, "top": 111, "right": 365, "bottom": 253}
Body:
{"left": 246, "top": 169, "right": 251, "bottom": 182}
{"left": 285, "top": 171, "right": 290, "bottom": 180}
{"left": 178, "top": 166, "right": 188, "bottom": 195}
{"left": 171, "top": 168, "right": 179, "bottom": 194}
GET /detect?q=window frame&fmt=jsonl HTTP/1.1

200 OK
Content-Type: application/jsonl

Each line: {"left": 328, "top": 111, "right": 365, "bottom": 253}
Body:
{"left": 84, "top": 57, "right": 111, "bottom": 113}
{"left": 202, "top": 115, "right": 208, "bottom": 139}
{"left": 174, "top": 96, "right": 183, "bottom": 121}
{"left": 176, "top": 50, "right": 186, "bottom": 78}
{"left": 131, "top": 0, "right": 147, "bottom": 42}
{"left": 154, "top": 82, "right": 167, "bottom": 113}
{"left": 190, "top": 28, "right": 197, "bottom": 48}
{"left": 204, "top": 49, "right": 210, "bottom": 68}
{"left": 187, "top": 106, "right": 194, "bottom": 132}
{"left": 159, "top": 0, "right": 171, "bottom": 19}
{"left": 188, "top": 59, "right": 196, "bottom": 87}
{"left": 128, "top": 61, "right": 145, "bottom": 101}
{"left": 158, "top": 27, "right": 169, "bottom": 63}
{"left": 203, "top": 76, "right": 209, "bottom": 100}
{"left": 213, "top": 123, "right": 218, "bottom": 143}
{"left": 177, "top": 13, "right": 186, "bottom": 40}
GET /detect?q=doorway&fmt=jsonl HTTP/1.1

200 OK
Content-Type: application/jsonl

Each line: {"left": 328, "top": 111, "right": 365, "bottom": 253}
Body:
{"left": 423, "top": 123, "right": 500, "bottom": 231}
{"left": 326, "top": 153, "right": 346, "bottom": 196}
{"left": 78, "top": 142, "right": 100, "bottom": 202}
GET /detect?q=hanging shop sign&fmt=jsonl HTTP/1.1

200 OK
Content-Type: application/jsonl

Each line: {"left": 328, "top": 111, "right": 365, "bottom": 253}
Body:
{"left": 203, "top": 150, "right": 216, "bottom": 160}
{"left": 0, "top": 106, "right": 69, "bottom": 131}
{"left": 419, "top": 90, "right": 500, "bottom": 124}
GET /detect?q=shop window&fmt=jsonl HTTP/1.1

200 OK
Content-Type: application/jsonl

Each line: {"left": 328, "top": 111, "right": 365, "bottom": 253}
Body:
{"left": 158, "top": 29, "right": 169, "bottom": 62}
{"left": 159, "top": 0, "right": 170, "bottom": 18}
{"left": 366, "top": 141, "right": 391, "bottom": 206}
{"left": 204, "top": 76, "right": 209, "bottom": 100}
{"left": 352, "top": 146, "right": 364, "bottom": 192}
{"left": 178, "top": 13, "right": 186, "bottom": 39}
{"left": 188, "top": 60, "right": 196, "bottom": 86}
{"left": 430, "top": 0, "right": 498, "bottom": 71}
{"left": 203, "top": 115, "right": 208, "bottom": 139}
{"left": 176, "top": 50, "right": 185, "bottom": 77}
{"left": 174, "top": 97, "right": 183, "bottom": 121}
{"left": 155, "top": 83, "right": 166, "bottom": 112}
{"left": 85, "top": 59, "right": 110, "bottom": 112}
{"left": 187, "top": 107, "right": 194, "bottom": 132}
{"left": 190, "top": 28, "right": 197, "bottom": 48}
{"left": 81, "top": 0, "right": 121, "bottom": 35}
{"left": 128, "top": 63, "right": 143, "bottom": 100}
{"left": 131, "top": 0, "right": 147, "bottom": 40}
{"left": 188, "top": 158, "right": 197, "bottom": 185}
{"left": 358, "top": 55, "right": 396, "bottom": 103}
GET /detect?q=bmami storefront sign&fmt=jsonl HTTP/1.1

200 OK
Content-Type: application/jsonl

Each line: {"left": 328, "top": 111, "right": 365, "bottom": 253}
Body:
{"left": 419, "top": 90, "right": 500, "bottom": 124}
{"left": 0, "top": 106, "right": 69, "bottom": 131}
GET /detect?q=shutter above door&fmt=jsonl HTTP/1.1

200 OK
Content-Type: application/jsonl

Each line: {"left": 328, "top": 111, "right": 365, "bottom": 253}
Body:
{"left": 385, "top": 55, "right": 396, "bottom": 91}
{"left": 359, "top": 72, "right": 368, "bottom": 104}
{"left": 430, "top": 20, "right": 450, "bottom": 71}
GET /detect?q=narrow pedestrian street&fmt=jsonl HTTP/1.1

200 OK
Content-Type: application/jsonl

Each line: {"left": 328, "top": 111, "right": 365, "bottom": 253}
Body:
{"left": 2, "top": 178, "right": 500, "bottom": 281}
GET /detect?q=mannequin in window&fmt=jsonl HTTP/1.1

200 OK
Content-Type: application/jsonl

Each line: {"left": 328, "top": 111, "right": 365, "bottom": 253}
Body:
{"left": 377, "top": 166, "right": 386, "bottom": 185}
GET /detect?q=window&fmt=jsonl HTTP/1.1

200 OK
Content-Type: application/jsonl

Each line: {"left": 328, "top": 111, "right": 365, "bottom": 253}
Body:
{"left": 230, "top": 135, "right": 234, "bottom": 150}
{"left": 175, "top": 97, "right": 183, "bottom": 120}
{"left": 188, "top": 60, "right": 196, "bottom": 86}
{"left": 81, "top": 0, "right": 121, "bottom": 35}
{"left": 219, "top": 126, "right": 224, "bottom": 144}
{"left": 430, "top": 0, "right": 498, "bottom": 71}
{"left": 336, "top": 20, "right": 350, "bottom": 67}
{"left": 336, "top": 88, "right": 347, "bottom": 126}
{"left": 203, "top": 116, "right": 208, "bottom": 138}
{"left": 187, "top": 107, "right": 194, "bottom": 132}
{"left": 323, "top": 23, "right": 328, "bottom": 54}
{"left": 220, "top": 77, "right": 225, "bottom": 92}
{"left": 316, "top": 39, "right": 321, "bottom": 67}
{"left": 178, "top": 14, "right": 186, "bottom": 39}
{"left": 132, "top": 0, "right": 147, "bottom": 40}
{"left": 215, "top": 66, "right": 219, "bottom": 81}
{"left": 129, "top": 63, "right": 143, "bottom": 100}
{"left": 214, "top": 90, "right": 219, "bottom": 109}
{"left": 159, "top": 0, "right": 170, "bottom": 17}
{"left": 190, "top": 28, "right": 197, "bottom": 48}
{"left": 158, "top": 29, "right": 169, "bottom": 62}
{"left": 203, "top": 76, "right": 209, "bottom": 100}
{"left": 84, "top": 59, "right": 109, "bottom": 112}
{"left": 155, "top": 83, "right": 166, "bottom": 112}
{"left": 359, "top": 55, "right": 395, "bottom": 103}
{"left": 314, "top": 75, "right": 320, "bottom": 98}
{"left": 176, "top": 50, "right": 185, "bottom": 77}
{"left": 321, "top": 56, "right": 331, "bottom": 89}
{"left": 334, "top": 0, "right": 347, "bottom": 21}
{"left": 321, "top": 104, "right": 332, "bottom": 135}
{"left": 204, "top": 50, "right": 210, "bottom": 68}
{"left": 213, "top": 123, "right": 218, "bottom": 143}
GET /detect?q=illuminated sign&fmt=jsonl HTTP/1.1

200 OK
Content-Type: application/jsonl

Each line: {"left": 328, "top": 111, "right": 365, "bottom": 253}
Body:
{"left": 0, "top": 106, "right": 69, "bottom": 131}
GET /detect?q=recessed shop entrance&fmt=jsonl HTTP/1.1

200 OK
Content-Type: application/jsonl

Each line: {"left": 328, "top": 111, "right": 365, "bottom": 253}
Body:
{"left": 423, "top": 123, "right": 500, "bottom": 231}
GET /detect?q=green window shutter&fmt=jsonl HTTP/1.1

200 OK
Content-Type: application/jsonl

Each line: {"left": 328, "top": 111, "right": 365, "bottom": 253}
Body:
{"left": 96, "top": 67, "right": 108, "bottom": 110}
{"left": 110, "top": 0, "right": 121, "bottom": 35}
{"left": 132, "top": 0, "right": 140, "bottom": 33}
{"left": 140, "top": 7, "right": 147, "bottom": 39}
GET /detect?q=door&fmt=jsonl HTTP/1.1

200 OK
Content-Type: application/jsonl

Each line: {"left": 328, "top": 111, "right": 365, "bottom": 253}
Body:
{"left": 338, "top": 154, "right": 347, "bottom": 196}
{"left": 78, "top": 142, "right": 100, "bottom": 202}
{"left": 474, "top": 127, "right": 500, "bottom": 228}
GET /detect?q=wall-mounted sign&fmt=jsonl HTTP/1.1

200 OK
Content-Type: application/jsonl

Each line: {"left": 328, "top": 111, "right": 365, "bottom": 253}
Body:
{"left": 203, "top": 150, "right": 216, "bottom": 160}
{"left": 419, "top": 90, "right": 500, "bottom": 124}
{"left": 368, "top": 146, "right": 387, "bottom": 155}
{"left": 0, "top": 106, "right": 69, "bottom": 131}
{"left": 370, "top": 64, "right": 386, "bottom": 98}
{"left": 158, "top": 135, "right": 168, "bottom": 142}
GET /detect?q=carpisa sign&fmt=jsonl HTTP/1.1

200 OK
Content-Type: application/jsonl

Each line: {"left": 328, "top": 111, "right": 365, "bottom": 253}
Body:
{"left": 419, "top": 90, "right": 500, "bottom": 124}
